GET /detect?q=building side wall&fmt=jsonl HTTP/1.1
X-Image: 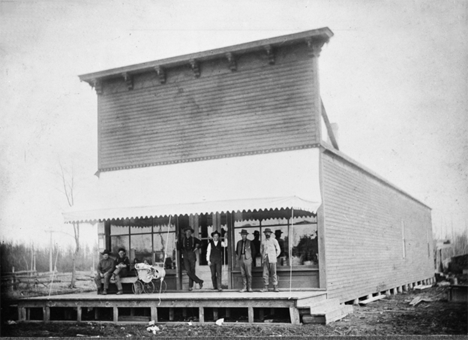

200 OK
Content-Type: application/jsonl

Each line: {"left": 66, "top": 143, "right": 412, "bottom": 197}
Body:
{"left": 321, "top": 150, "right": 433, "bottom": 302}
{"left": 97, "top": 44, "right": 319, "bottom": 171}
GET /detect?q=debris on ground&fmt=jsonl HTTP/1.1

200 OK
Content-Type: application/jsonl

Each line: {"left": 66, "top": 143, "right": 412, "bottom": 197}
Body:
{"left": 414, "top": 284, "right": 433, "bottom": 290}
{"left": 359, "top": 294, "right": 386, "bottom": 305}
{"left": 409, "top": 296, "right": 433, "bottom": 306}
{"left": 146, "top": 325, "right": 160, "bottom": 334}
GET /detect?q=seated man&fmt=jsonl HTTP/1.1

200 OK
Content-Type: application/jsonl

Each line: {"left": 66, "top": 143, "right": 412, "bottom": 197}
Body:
{"left": 112, "top": 248, "right": 130, "bottom": 295}
{"left": 94, "top": 250, "right": 115, "bottom": 295}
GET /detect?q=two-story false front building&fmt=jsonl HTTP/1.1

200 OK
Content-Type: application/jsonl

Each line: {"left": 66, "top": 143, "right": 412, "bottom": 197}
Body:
{"left": 56, "top": 27, "right": 433, "bottom": 323}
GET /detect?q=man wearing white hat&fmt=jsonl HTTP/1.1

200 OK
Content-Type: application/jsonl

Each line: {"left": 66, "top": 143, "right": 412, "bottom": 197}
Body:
{"left": 260, "top": 228, "right": 281, "bottom": 292}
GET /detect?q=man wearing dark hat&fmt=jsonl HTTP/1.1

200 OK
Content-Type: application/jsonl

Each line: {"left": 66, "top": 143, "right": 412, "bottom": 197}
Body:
{"left": 177, "top": 226, "right": 203, "bottom": 291}
{"left": 94, "top": 250, "right": 115, "bottom": 295}
{"left": 206, "top": 230, "right": 228, "bottom": 292}
{"left": 235, "top": 229, "right": 256, "bottom": 292}
{"left": 275, "top": 230, "right": 285, "bottom": 258}
{"left": 260, "top": 228, "right": 281, "bottom": 292}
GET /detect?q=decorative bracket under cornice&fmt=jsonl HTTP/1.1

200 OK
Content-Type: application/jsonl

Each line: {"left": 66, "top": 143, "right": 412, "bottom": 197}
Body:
{"left": 225, "top": 52, "right": 237, "bottom": 71}
{"left": 305, "top": 38, "right": 324, "bottom": 58}
{"left": 122, "top": 72, "right": 133, "bottom": 90}
{"left": 154, "top": 66, "right": 166, "bottom": 84}
{"left": 265, "top": 45, "right": 275, "bottom": 65}
{"left": 92, "top": 79, "right": 103, "bottom": 95}
{"left": 189, "top": 59, "right": 200, "bottom": 78}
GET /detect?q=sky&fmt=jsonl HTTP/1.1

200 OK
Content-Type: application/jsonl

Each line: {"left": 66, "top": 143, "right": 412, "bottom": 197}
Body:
{"left": 1, "top": 0, "right": 467, "bottom": 249}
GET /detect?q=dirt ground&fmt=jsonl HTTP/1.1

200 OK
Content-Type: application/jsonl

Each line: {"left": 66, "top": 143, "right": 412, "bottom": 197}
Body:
{"left": 1, "top": 286, "right": 466, "bottom": 337}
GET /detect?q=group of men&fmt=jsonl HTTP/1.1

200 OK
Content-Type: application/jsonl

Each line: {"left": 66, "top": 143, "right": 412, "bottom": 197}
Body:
{"left": 179, "top": 226, "right": 282, "bottom": 293}
{"left": 95, "top": 226, "right": 283, "bottom": 294}
{"left": 94, "top": 248, "right": 130, "bottom": 295}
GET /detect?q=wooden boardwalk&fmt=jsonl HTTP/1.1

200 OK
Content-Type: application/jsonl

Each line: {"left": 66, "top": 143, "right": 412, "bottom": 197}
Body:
{"left": 14, "top": 290, "right": 327, "bottom": 325}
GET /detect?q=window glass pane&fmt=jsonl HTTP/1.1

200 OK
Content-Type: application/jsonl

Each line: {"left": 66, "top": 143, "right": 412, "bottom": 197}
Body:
{"left": 153, "top": 232, "right": 176, "bottom": 270}
{"left": 111, "top": 235, "right": 129, "bottom": 258}
{"left": 110, "top": 224, "right": 129, "bottom": 235}
{"left": 98, "top": 235, "right": 105, "bottom": 251}
{"left": 261, "top": 218, "right": 288, "bottom": 226}
{"left": 131, "top": 234, "right": 153, "bottom": 264}
{"left": 290, "top": 216, "right": 318, "bottom": 267}
{"left": 97, "top": 222, "right": 105, "bottom": 234}
{"left": 130, "top": 226, "right": 153, "bottom": 234}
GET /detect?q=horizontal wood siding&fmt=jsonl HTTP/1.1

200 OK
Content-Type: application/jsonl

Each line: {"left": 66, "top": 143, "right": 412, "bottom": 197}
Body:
{"left": 97, "top": 44, "right": 319, "bottom": 170}
{"left": 321, "top": 150, "right": 433, "bottom": 302}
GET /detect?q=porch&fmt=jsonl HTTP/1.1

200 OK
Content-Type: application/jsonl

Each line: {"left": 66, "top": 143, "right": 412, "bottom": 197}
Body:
{"left": 14, "top": 290, "right": 327, "bottom": 325}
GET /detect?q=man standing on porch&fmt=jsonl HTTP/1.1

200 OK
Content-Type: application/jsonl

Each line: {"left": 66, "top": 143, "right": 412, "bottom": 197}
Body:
{"left": 178, "top": 226, "right": 204, "bottom": 291}
{"left": 206, "top": 231, "right": 228, "bottom": 292}
{"left": 236, "top": 229, "right": 255, "bottom": 293}
{"left": 260, "top": 228, "right": 281, "bottom": 292}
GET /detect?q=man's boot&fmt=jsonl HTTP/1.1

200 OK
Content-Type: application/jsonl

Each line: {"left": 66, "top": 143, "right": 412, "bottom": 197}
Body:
{"left": 273, "top": 285, "right": 280, "bottom": 292}
{"left": 239, "top": 286, "right": 247, "bottom": 293}
{"left": 247, "top": 284, "right": 253, "bottom": 293}
{"left": 103, "top": 289, "right": 107, "bottom": 295}
{"left": 259, "top": 286, "right": 268, "bottom": 293}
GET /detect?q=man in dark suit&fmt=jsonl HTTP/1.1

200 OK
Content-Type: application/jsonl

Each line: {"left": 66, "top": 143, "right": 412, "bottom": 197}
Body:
{"left": 236, "top": 229, "right": 256, "bottom": 292}
{"left": 178, "top": 226, "right": 204, "bottom": 291}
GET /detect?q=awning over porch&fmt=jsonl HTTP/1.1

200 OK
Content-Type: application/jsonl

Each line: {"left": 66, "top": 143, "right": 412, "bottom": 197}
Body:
{"left": 63, "top": 149, "right": 322, "bottom": 223}
{"left": 63, "top": 196, "right": 320, "bottom": 223}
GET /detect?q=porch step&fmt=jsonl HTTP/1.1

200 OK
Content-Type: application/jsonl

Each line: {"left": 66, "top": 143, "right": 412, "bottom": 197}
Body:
{"left": 303, "top": 299, "right": 353, "bottom": 325}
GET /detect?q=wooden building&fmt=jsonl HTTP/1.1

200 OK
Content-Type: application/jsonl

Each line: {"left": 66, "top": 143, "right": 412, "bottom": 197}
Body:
{"left": 15, "top": 28, "right": 435, "bottom": 324}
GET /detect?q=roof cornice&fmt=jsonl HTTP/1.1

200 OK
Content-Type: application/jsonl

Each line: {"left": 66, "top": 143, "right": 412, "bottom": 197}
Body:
{"left": 78, "top": 27, "right": 333, "bottom": 84}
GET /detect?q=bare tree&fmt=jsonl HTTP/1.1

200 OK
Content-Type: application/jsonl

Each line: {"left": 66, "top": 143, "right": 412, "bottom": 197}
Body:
{"left": 60, "top": 162, "right": 80, "bottom": 288}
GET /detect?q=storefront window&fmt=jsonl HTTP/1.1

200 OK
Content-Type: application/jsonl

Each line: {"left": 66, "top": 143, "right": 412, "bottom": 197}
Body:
{"left": 131, "top": 234, "right": 153, "bottom": 264}
{"left": 130, "top": 226, "right": 152, "bottom": 234}
{"left": 109, "top": 218, "right": 175, "bottom": 268}
{"left": 153, "top": 222, "right": 176, "bottom": 269}
{"left": 233, "top": 213, "right": 317, "bottom": 269}
{"left": 111, "top": 224, "right": 129, "bottom": 235}
{"left": 290, "top": 216, "right": 318, "bottom": 267}
{"left": 110, "top": 235, "right": 130, "bottom": 258}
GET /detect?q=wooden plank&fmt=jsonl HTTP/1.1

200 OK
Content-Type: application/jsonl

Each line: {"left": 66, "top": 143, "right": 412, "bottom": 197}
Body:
{"left": 414, "top": 284, "right": 432, "bottom": 290}
{"left": 248, "top": 307, "right": 254, "bottom": 323}
{"left": 296, "top": 293, "right": 327, "bottom": 308}
{"left": 199, "top": 307, "right": 204, "bottom": 323}
{"left": 150, "top": 306, "right": 158, "bottom": 322}
{"left": 43, "top": 306, "right": 50, "bottom": 323}
{"left": 289, "top": 307, "right": 300, "bottom": 325}
{"left": 77, "top": 306, "right": 82, "bottom": 322}
{"left": 113, "top": 307, "right": 118, "bottom": 322}
{"left": 359, "top": 294, "right": 386, "bottom": 305}
{"left": 320, "top": 99, "right": 339, "bottom": 150}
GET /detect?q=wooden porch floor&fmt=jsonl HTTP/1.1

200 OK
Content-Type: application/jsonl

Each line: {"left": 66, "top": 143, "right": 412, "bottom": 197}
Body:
{"left": 14, "top": 290, "right": 327, "bottom": 325}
